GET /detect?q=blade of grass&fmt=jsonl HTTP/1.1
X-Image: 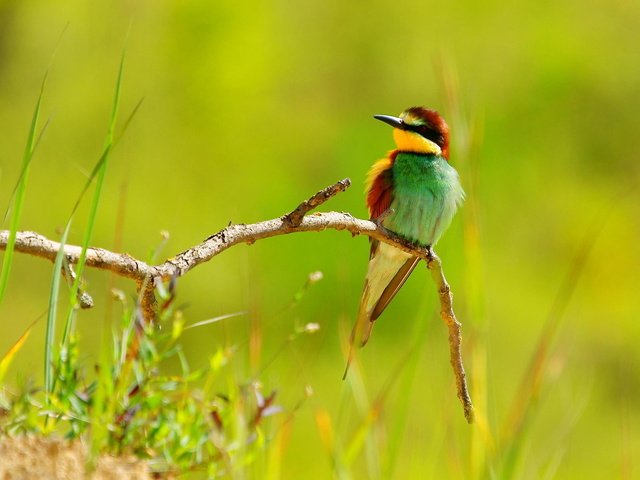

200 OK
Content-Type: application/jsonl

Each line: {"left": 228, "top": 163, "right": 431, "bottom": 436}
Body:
{"left": 62, "top": 50, "right": 126, "bottom": 345}
{"left": 0, "top": 317, "right": 40, "bottom": 384}
{"left": 315, "top": 407, "right": 337, "bottom": 457}
{"left": 0, "top": 26, "right": 67, "bottom": 303}
{"left": 89, "top": 335, "right": 117, "bottom": 460}
{"left": 340, "top": 342, "right": 369, "bottom": 460}
{"left": 381, "top": 310, "right": 429, "bottom": 478}
{"left": 0, "top": 24, "right": 66, "bottom": 229}
{"left": 265, "top": 417, "right": 292, "bottom": 480}
{"left": 343, "top": 390, "right": 380, "bottom": 473}
{"left": 184, "top": 311, "right": 247, "bottom": 330}
{"left": 2, "top": 117, "right": 51, "bottom": 227}
{"left": 498, "top": 192, "right": 624, "bottom": 477}
{"left": 0, "top": 70, "right": 48, "bottom": 305}
{"left": 343, "top": 335, "right": 421, "bottom": 475}
{"left": 67, "top": 97, "right": 143, "bottom": 220}
{"left": 437, "top": 60, "right": 491, "bottom": 477}
{"left": 114, "top": 97, "right": 144, "bottom": 145}
{"left": 45, "top": 220, "right": 72, "bottom": 395}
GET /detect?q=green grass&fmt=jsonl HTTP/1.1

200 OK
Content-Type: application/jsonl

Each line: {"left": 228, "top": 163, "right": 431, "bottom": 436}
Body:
{"left": 61, "top": 50, "right": 126, "bottom": 344}
{"left": 45, "top": 49, "right": 135, "bottom": 404}
{"left": 44, "top": 222, "right": 70, "bottom": 396}
{"left": 2, "top": 287, "right": 296, "bottom": 475}
{"left": 0, "top": 70, "right": 48, "bottom": 305}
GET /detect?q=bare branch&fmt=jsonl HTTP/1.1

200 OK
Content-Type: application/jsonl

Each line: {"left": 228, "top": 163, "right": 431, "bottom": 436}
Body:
{"left": 427, "top": 250, "right": 475, "bottom": 423}
{"left": 0, "top": 213, "right": 429, "bottom": 282}
{"left": 0, "top": 178, "right": 474, "bottom": 422}
{"left": 150, "top": 212, "right": 433, "bottom": 281}
{"left": 0, "top": 230, "right": 150, "bottom": 280}
{"left": 0, "top": 179, "right": 433, "bottom": 284}
{"left": 283, "top": 177, "right": 352, "bottom": 227}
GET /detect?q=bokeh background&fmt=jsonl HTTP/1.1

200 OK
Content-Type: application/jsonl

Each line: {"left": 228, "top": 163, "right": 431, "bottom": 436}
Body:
{"left": 1, "top": 0, "right": 639, "bottom": 478}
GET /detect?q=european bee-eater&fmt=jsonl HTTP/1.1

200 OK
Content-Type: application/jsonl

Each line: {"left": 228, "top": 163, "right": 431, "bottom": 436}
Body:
{"left": 344, "top": 106, "right": 464, "bottom": 377}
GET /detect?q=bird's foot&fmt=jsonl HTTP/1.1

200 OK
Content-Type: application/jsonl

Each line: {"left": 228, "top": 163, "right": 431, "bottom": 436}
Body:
{"left": 374, "top": 208, "right": 395, "bottom": 227}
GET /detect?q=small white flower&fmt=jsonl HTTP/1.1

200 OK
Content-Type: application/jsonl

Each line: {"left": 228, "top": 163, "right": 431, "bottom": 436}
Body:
{"left": 304, "top": 323, "right": 320, "bottom": 333}
{"left": 308, "top": 271, "right": 323, "bottom": 283}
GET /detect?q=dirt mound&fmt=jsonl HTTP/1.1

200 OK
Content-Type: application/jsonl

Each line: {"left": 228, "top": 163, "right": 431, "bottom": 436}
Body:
{"left": 0, "top": 436, "right": 151, "bottom": 480}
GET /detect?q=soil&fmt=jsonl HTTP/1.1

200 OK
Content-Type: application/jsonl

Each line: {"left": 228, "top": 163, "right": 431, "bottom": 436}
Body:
{"left": 0, "top": 436, "right": 151, "bottom": 480}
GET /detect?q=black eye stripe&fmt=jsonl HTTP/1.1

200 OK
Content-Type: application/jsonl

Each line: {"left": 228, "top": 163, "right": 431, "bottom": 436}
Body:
{"left": 408, "top": 124, "right": 444, "bottom": 147}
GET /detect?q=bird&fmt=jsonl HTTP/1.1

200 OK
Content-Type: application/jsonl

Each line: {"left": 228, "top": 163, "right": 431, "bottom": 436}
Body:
{"left": 343, "top": 106, "right": 465, "bottom": 379}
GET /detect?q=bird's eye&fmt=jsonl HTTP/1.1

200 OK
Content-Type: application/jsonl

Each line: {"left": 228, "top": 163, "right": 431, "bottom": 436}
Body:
{"left": 412, "top": 124, "right": 442, "bottom": 147}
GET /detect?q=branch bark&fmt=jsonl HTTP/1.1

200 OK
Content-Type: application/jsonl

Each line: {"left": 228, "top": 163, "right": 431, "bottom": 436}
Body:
{"left": 427, "top": 251, "right": 475, "bottom": 423}
{"left": 0, "top": 177, "right": 474, "bottom": 422}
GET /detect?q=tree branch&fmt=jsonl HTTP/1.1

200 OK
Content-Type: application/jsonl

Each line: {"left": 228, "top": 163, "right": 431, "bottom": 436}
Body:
{"left": 282, "top": 177, "right": 352, "bottom": 227}
{"left": 0, "top": 177, "right": 473, "bottom": 422}
{"left": 427, "top": 251, "right": 475, "bottom": 423}
{"left": 0, "top": 179, "right": 433, "bottom": 283}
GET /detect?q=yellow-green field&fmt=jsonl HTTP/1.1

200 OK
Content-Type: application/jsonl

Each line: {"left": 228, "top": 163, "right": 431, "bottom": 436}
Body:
{"left": 1, "top": 1, "right": 639, "bottom": 478}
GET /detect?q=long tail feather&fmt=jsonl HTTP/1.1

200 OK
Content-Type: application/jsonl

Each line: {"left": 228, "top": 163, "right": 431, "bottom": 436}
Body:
{"left": 342, "top": 245, "right": 418, "bottom": 379}
{"left": 342, "top": 284, "right": 371, "bottom": 379}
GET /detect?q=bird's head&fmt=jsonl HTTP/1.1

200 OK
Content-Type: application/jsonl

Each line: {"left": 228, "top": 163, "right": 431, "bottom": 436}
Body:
{"left": 374, "top": 106, "right": 450, "bottom": 159}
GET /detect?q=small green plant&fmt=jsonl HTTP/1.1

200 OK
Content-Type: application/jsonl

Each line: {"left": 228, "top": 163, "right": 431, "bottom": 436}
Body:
{"left": 1, "top": 284, "right": 302, "bottom": 477}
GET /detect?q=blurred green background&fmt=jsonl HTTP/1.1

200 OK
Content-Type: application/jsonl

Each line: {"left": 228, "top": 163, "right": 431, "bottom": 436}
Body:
{"left": 1, "top": 0, "right": 639, "bottom": 478}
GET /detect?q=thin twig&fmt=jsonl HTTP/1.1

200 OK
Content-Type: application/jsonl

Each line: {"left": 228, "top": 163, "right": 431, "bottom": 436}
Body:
{"left": 62, "top": 258, "right": 94, "bottom": 309}
{"left": 0, "top": 212, "right": 429, "bottom": 286}
{"left": 283, "top": 178, "right": 352, "bottom": 227}
{"left": 427, "top": 249, "right": 474, "bottom": 423}
{"left": 0, "top": 178, "right": 473, "bottom": 421}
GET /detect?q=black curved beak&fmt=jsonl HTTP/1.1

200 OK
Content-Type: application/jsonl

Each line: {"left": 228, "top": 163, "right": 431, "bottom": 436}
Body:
{"left": 373, "top": 114, "right": 408, "bottom": 130}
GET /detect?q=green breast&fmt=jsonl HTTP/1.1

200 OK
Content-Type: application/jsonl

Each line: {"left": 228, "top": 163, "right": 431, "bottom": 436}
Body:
{"left": 384, "top": 152, "right": 464, "bottom": 246}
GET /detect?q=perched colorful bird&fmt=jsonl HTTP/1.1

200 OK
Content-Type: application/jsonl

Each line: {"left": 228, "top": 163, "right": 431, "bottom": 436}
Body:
{"left": 344, "top": 106, "right": 464, "bottom": 378}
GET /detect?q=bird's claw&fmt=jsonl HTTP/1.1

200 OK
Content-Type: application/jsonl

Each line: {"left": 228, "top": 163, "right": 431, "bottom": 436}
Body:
{"left": 374, "top": 208, "right": 394, "bottom": 227}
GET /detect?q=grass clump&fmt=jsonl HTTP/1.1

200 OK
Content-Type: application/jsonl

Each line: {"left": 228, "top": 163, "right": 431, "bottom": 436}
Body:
{"left": 1, "top": 290, "right": 285, "bottom": 477}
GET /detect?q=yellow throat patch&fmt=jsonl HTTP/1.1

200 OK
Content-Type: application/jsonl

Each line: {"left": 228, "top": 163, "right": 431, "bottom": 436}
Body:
{"left": 392, "top": 128, "right": 442, "bottom": 155}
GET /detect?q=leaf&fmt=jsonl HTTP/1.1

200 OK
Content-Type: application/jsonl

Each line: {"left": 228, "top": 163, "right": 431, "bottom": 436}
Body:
{"left": 0, "top": 318, "right": 39, "bottom": 383}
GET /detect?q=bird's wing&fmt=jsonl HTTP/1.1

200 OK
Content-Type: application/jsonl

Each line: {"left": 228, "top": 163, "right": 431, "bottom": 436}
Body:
{"left": 366, "top": 152, "right": 396, "bottom": 260}
{"left": 363, "top": 149, "right": 419, "bottom": 326}
{"left": 366, "top": 152, "right": 396, "bottom": 220}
